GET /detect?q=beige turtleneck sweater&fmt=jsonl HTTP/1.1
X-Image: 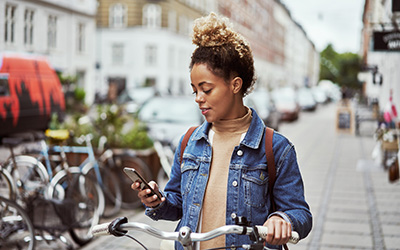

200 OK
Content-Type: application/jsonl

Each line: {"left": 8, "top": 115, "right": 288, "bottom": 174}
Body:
{"left": 200, "top": 108, "right": 252, "bottom": 250}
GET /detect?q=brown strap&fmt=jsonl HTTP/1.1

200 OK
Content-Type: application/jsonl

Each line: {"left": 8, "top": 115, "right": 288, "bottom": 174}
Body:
{"left": 179, "top": 126, "right": 198, "bottom": 164}
{"left": 265, "top": 127, "right": 276, "bottom": 212}
{"left": 265, "top": 127, "right": 289, "bottom": 250}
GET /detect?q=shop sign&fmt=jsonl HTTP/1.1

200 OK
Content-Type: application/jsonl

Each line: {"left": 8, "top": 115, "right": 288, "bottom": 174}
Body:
{"left": 373, "top": 31, "right": 400, "bottom": 51}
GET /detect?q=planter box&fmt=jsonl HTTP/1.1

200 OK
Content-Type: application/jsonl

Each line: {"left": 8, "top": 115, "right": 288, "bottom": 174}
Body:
{"left": 112, "top": 147, "right": 162, "bottom": 181}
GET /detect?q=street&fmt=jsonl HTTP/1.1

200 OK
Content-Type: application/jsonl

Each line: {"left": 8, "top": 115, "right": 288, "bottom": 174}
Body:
{"left": 64, "top": 102, "right": 400, "bottom": 249}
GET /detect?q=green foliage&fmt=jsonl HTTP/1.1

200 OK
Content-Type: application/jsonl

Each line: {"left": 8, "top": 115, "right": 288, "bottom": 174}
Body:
{"left": 50, "top": 104, "right": 153, "bottom": 150}
{"left": 319, "top": 44, "right": 362, "bottom": 90}
{"left": 74, "top": 87, "right": 86, "bottom": 101}
{"left": 120, "top": 120, "right": 153, "bottom": 149}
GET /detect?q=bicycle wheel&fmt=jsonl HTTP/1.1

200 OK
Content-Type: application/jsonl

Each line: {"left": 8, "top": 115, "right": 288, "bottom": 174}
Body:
{"left": 115, "top": 156, "right": 153, "bottom": 209}
{"left": 82, "top": 162, "right": 122, "bottom": 218}
{"left": 0, "top": 196, "right": 36, "bottom": 250}
{"left": 0, "top": 166, "right": 16, "bottom": 200}
{"left": 48, "top": 167, "right": 103, "bottom": 246}
{"left": 5, "top": 155, "right": 49, "bottom": 200}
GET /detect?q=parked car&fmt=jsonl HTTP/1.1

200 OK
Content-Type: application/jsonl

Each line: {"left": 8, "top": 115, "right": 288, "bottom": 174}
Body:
{"left": 272, "top": 87, "right": 300, "bottom": 122}
{"left": 137, "top": 95, "right": 203, "bottom": 148}
{"left": 244, "top": 89, "right": 280, "bottom": 131}
{"left": 297, "top": 87, "right": 317, "bottom": 111}
{"left": 118, "top": 87, "right": 156, "bottom": 114}
{"left": 312, "top": 86, "right": 329, "bottom": 104}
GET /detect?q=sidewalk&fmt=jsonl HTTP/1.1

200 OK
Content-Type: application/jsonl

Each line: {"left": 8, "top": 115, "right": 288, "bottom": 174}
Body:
{"left": 78, "top": 103, "right": 400, "bottom": 250}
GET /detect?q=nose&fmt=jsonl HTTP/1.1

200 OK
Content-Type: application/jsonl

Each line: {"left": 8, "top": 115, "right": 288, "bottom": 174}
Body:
{"left": 195, "top": 92, "right": 205, "bottom": 104}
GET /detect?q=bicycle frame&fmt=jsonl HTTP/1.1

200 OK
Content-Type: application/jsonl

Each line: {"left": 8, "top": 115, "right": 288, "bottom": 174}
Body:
{"left": 50, "top": 135, "right": 103, "bottom": 186}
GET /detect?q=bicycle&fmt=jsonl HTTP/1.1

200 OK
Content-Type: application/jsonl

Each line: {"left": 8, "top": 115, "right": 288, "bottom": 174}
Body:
{"left": 91, "top": 216, "right": 299, "bottom": 250}
{"left": 77, "top": 114, "right": 154, "bottom": 210}
{"left": 46, "top": 132, "right": 121, "bottom": 218}
{"left": 0, "top": 164, "right": 16, "bottom": 200}
{"left": 42, "top": 130, "right": 105, "bottom": 246}
{"left": 1, "top": 131, "right": 105, "bottom": 247}
{"left": 0, "top": 195, "right": 36, "bottom": 250}
{"left": 1, "top": 136, "right": 49, "bottom": 202}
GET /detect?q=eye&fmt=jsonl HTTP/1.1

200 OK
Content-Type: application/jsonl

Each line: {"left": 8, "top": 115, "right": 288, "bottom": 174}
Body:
{"left": 203, "top": 89, "right": 212, "bottom": 94}
{"left": 192, "top": 90, "right": 197, "bottom": 95}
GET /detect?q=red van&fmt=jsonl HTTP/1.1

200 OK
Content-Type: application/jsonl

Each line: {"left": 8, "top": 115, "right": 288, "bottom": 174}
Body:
{"left": 0, "top": 53, "right": 65, "bottom": 136}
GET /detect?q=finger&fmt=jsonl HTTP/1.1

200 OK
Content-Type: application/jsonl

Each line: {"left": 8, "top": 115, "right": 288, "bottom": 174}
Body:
{"left": 264, "top": 223, "right": 274, "bottom": 244}
{"left": 131, "top": 182, "right": 141, "bottom": 190}
{"left": 148, "top": 181, "right": 158, "bottom": 191}
{"left": 271, "top": 223, "right": 282, "bottom": 245}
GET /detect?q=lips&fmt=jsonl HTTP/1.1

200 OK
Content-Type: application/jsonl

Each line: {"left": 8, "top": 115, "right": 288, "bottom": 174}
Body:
{"left": 200, "top": 108, "right": 210, "bottom": 115}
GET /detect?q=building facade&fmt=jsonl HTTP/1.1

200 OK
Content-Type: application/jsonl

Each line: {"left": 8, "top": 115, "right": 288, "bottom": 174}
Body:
{"left": 95, "top": 0, "right": 217, "bottom": 99}
{"left": 0, "top": 0, "right": 98, "bottom": 103}
{"left": 95, "top": 0, "right": 320, "bottom": 100}
{"left": 218, "top": 0, "right": 319, "bottom": 90}
{"left": 360, "top": 0, "right": 400, "bottom": 113}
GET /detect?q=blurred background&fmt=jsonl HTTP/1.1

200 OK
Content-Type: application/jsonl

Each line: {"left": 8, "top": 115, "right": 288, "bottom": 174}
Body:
{"left": 0, "top": 0, "right": 399, "bottom": 250}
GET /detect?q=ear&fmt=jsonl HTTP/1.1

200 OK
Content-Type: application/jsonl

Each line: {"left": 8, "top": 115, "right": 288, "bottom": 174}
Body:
{"left": 231, "top": 77, "right": 243, "bottom": 94}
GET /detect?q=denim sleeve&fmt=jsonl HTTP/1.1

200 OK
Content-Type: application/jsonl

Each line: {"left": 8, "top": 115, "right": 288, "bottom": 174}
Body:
{"left": 273, "top": 141, "right": 313, "bottom": 240}
{"left": 145, "top": 136, "right": 184, "bottom": 221}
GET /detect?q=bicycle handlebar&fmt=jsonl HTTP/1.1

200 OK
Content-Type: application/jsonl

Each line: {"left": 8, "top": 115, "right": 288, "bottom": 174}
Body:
{"left": 91, "top": 220, "right": 300, "bottom": 246}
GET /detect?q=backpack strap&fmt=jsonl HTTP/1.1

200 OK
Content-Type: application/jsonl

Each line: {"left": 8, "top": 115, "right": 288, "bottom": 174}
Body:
{"left": 179, "top": 126, "right": 198, "bottom": 164}
{"left": 265, "top": 128, "right": 289, "bottom": 250}
{"left": 265, "top": 127, "right": 276, "bottom": 212}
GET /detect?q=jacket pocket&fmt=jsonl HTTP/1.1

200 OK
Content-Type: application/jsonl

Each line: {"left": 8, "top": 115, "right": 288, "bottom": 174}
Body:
{"left": 242, "top": 166, "right": 268, "bottom": 208}
{"left": 180, "top": 158, "right": 200, "bottom": 195}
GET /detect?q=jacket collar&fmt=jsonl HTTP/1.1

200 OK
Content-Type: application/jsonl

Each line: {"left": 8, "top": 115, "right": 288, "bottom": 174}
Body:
{"left": 191, "top": 107, "right": 265, "bottom": 149}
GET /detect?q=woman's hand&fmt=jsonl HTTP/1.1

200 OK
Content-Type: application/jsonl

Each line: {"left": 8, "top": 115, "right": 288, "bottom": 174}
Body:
{"left": 263, "top": 215, "right": 292, "bottom": 245}
{"left": 131, "top": 181, "right": 166, "bottom": 208}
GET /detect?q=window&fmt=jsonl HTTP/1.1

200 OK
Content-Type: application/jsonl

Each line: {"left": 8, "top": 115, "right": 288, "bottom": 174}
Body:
{"left": 112, "top": 43, "right": 124, "bottom": 65}
{"left": 77, "top": 23, "right": 85, "bottom": 53}
{"left": 109, "top": 3, "right": 127, "bottom": 28}
{"left": 0, "top": 74, "right": 10, "bottom": 97}
{"left": 24, "top": 9, "right": 34, "bottom": 46}
{"left": 76, "top": 71, "right": 85, "bottom": 88}
{"left": 143, "top": 4, "right": 161, "bottom": 28}
{"left": 5, "top": 4, "right": 16, "bottom": 44}
{"left": 145, "top": 45, "right": 157, "bottom": 66}
{"left": 47, "top": 15, "right": 57, "bottom": 49}
{"left": 168, "top": 10, "right": 177, "bottom": 32}
{"left": 178, "top": 15, "right": 188, "bottom": 34}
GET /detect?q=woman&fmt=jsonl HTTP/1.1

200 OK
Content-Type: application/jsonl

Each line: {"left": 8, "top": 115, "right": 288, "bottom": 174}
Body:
{"left": 133, "top": 12, "right": 312, "bottom": 250}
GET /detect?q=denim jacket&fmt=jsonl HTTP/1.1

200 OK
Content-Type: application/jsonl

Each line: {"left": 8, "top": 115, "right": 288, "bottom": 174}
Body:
{"left": 146, "top": 108, "right": 312, "bottom": 249}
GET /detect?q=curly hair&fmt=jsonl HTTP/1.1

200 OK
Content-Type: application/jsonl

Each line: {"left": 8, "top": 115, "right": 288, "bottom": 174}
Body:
{"left": 189, "top": 12, "right": 256, "bottom": 96}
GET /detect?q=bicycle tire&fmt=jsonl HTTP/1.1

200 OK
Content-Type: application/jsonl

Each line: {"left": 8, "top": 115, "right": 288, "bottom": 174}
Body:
{"left": 0, "top": 196, "right": 36, "bottom": 250}
{"left": 6, "top": 155, "right": 49, "bottom": 200}
{"left": 48, "top": 167, "right": 103, "bottom": 246}
{"left": 0, "top": 166, "right": 16, "bottom": 200}
{"left": 82, "top": 161, "right": 122, "bottom": 218}
{"left": 115, "top": 156, "right": 153, "bottom": 209}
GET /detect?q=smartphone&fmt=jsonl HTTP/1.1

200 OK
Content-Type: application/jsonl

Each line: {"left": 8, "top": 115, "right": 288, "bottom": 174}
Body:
{"left": 123, "top": 167, "right": 162, "bottom": 200}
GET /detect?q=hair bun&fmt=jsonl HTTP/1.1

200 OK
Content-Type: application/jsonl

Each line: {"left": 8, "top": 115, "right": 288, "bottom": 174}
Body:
{"left": 192, "top": 12, "right": 250, "bottom": 58}
{"left": 192, "top": 12, "right": 237, "bottom": 47}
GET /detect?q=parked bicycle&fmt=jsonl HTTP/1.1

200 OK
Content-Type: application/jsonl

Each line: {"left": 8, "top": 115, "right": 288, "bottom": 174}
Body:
{"left": 0, "top": 195, "right": 36, "bottom": 250}
{"left": 1, "top": 131, "right": 104, "bottom": 247}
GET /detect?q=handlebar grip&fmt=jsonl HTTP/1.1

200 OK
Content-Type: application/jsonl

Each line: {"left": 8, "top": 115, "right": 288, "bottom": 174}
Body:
{"left": 255, "top": 226, "right": 299, "bottom": 244}
{"left": 91, "top": 223, "right": 111, "bottom": 236}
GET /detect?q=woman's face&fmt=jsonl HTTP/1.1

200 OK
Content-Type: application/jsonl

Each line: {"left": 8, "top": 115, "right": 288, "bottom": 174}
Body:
{"left": 190, "top": 63, "right": 240, "bottom": 123}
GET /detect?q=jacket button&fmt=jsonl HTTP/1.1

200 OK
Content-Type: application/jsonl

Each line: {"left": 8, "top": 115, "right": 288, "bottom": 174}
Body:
{"left": 232, "top": 181, "right": 238, "bottom": 187}
{"left": 237, "top": 150, "right": 243, "bottom": 156}
{"left": 231, "top": 213, "right": 237, "bottom": 219}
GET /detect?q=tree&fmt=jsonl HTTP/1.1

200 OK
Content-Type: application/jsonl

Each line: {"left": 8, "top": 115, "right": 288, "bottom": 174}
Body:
{"left": 319, "top": 44, "right": 362, "bottom": 90}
